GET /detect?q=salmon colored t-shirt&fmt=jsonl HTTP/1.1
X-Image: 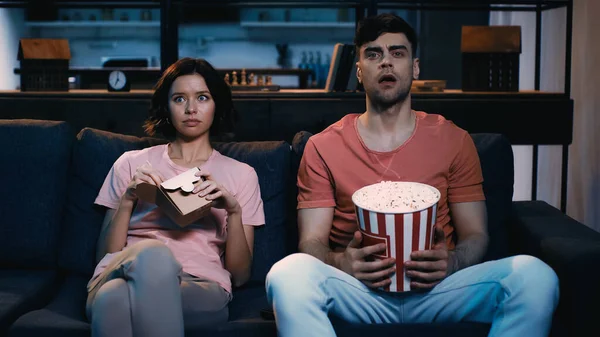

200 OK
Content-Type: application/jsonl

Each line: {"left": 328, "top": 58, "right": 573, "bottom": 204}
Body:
{"left": 93, "top": 144, "right": 265, "bottom": 294}
{"left": 297, "top": 111, "right": 485, "bottom": 249}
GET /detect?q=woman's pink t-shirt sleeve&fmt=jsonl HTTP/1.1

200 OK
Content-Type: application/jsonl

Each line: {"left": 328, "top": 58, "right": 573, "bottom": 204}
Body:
{"left": 95, "top": 154, "right": 132, "bottom": 209}
{"left": 236, "top": 168, "right": 265, "bottom": 226}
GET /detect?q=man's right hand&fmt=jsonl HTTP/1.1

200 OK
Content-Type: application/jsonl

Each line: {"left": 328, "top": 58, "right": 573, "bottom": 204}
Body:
{"left": 336, "top": 231, "right": 396, "bottom": 289}
{"left": 122, "top": 163, "right": 165, "bottom": 203}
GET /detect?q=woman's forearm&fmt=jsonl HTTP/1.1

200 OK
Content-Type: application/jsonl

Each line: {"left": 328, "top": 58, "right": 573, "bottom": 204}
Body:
{"left": 224, "top": 209, "right": 252, "bottom": 287}
{"left": 96, "top": 199, "right": 135, "bottom": 261}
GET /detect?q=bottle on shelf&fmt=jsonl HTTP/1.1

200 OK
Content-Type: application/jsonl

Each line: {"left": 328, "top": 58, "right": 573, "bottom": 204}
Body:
{"left": 307, "top": 51, "right": 316, "bottom": 88}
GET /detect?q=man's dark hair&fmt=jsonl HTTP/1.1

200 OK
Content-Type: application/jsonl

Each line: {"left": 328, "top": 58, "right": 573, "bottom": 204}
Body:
{"left": 354, "top": 13, "right": 418, "bottom": 58}
{"left": 144, "top": 57, "right": 236, "bottom": 140}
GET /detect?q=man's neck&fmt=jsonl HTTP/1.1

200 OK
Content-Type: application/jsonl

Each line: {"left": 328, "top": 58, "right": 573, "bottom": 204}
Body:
{"left": 358, "top": 96, "right": 416, "bottom": 152}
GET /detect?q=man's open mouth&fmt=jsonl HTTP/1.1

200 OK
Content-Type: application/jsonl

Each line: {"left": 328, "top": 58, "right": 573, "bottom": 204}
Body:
{"left": 379, "top": 75, "right": 397, "bottom": 83}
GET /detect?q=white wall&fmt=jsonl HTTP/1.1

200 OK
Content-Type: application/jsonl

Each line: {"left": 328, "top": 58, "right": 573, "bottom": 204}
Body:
{"left": 492, "top": 2, "right": 600, "bottom": 231}
{"left": 569, "top": 0, "right": 600, "bottom": 231}
{"left": 490, "top": 9, "right": 566, "bottom": 207}
{"left": 0, "top": 8, "right": 26, "bottom": 90}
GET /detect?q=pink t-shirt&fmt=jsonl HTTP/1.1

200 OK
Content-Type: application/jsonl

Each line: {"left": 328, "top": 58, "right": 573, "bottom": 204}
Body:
{"left": 93, "top": 144, "right": 265, "bottom": 294}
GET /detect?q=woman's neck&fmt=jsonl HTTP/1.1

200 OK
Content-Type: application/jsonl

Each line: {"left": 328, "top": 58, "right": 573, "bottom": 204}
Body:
{"left": 168, "top": 135, "right": 213, "bottom": 167}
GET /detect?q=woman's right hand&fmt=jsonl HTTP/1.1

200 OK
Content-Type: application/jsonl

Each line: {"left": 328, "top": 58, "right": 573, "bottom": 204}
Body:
{"left": 122, "top": 162, "right": 165, "bottom": 203}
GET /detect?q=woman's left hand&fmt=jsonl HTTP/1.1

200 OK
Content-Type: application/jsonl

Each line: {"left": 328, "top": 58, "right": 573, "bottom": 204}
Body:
{"left": 193, "top": 170, "right": 241, "bottom": 215}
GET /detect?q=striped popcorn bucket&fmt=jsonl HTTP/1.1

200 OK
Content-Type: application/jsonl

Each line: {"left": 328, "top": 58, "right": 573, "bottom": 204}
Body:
{"left": 352, "top": 181, "right": 441, "bottom": 292}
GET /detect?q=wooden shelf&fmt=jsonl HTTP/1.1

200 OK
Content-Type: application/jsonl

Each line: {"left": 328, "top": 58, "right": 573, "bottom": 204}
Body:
{"left": 25, "top": 21, "right": 160, "bottom": 28}
{"left": 0, "top": 89, "right": 568, "bottom": 100}
{"left": 240, "top": 21, "right": 354, "bottom": 28}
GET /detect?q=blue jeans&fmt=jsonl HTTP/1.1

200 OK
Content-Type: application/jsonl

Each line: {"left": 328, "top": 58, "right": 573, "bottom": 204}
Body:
{"left": 266, "top": 253, "right": 559, "bottom": 337}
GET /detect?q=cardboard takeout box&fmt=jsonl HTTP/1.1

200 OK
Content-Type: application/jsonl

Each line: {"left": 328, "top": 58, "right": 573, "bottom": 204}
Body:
{"left": 135, "top": 167, "right": 212, "bottom": 227}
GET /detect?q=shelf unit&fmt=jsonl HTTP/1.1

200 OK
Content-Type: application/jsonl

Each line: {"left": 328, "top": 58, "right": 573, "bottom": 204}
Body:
{"left": 1, "top": 0, "right": 574, "bottom": 211}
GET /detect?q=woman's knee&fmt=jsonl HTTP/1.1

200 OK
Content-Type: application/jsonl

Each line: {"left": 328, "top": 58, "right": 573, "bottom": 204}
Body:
{"left": 129, "top": 240, "right": 181, "bottom": 277}
{"left": 91, "top": 279, "right": 130, "bottom": 317}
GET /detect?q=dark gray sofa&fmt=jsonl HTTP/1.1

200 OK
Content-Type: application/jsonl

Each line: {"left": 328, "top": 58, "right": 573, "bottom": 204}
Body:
{"left": 0, "top": 119, "right": 598, "bottom": 337}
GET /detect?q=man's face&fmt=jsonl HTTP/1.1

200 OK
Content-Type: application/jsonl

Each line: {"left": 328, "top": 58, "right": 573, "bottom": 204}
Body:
{"left": 356, "top": 32, "right": 420, "bottom": 108}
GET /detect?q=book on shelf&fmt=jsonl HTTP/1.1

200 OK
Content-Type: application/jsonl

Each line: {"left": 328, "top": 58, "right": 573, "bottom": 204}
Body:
{"left": 325, "top": 43, "right": 359, "bottom": 92}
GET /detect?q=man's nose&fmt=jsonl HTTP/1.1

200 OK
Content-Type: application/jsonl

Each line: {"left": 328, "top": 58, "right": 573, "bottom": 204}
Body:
{"left": 380, "top": 54, "right": 394, "bottom": 68}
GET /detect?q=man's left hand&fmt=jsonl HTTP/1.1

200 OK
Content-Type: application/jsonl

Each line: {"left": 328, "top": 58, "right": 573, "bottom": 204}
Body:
{"left": 404, "top": 227, "right": 450, "bottom": 290}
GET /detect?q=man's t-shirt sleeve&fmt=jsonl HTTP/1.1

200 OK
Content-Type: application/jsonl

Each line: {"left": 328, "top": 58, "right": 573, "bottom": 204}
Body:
{"left": 447, "top": 132, "right": 486, "bottom": 203}
{"left": 297, "top": 138, "right": 336, "bottom": 209}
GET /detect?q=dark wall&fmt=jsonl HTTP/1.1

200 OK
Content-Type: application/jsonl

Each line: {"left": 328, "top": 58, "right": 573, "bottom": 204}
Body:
{"left": 0, "top": 94, "right": 572, "bottom": 146}
{"left": 418, "top": 11, "right": 490, "bottom": 89}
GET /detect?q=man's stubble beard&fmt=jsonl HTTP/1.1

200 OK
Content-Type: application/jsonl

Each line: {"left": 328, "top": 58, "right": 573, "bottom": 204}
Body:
{"left": 367, "top": 77, "right": 413, "bottom": 112}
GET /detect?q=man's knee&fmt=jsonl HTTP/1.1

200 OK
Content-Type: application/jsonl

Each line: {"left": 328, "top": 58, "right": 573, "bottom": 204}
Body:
{"left": 511, "top": 255, "right": 559, "bottom": 307}
{"left": 129, "top": 240, "right": 181, "bottom": 278}
{"left": 266, "top": 253, "right": 324, "bottom": 293}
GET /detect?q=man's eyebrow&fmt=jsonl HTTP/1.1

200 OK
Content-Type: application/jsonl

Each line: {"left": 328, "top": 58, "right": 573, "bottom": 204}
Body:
{"left": 363, "top": 46, "right": 383, "bottom": 54}
{"left": 388, "top": 45, "right": 409, "bottom": 52}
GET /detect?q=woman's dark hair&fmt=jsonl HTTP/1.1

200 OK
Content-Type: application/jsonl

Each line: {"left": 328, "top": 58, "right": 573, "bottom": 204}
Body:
{"left": 354, "top": 13, "right": 418, "bottom": 58}
{"left": 144, "top": 57, "right": 236, "bottom": 140}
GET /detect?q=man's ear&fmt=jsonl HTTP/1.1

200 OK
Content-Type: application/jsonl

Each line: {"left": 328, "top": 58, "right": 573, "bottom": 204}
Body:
{"left": 413, "top": 58, "right": 420, "bottom": 80}
{"left": 356, "top": 62, "right": 362, "bottom": 83}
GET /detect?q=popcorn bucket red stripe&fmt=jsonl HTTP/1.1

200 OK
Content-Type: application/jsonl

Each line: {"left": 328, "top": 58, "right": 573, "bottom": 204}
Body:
{"left": 425, "top": 207, "right": 433, "bottom": 250}
{"left": 376, "top": 213, "right": 386, "bottom": 242}
{"left": 394, "top": 213, "right": 404, "bottom": 292}
{"left": 412, "top": 212, "right": 421, "bottom": 263}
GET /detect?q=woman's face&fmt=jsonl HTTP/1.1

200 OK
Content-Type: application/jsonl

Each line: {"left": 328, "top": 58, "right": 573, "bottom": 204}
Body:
{"left": 168, "top": 73, "right": 215, "bottom": 140}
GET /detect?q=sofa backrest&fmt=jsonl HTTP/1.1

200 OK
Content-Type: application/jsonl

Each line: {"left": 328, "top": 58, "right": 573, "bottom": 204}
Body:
{"left": 0, "top": 120, "right": 74, "bottom": 269}
{"left": 290, "top": 132, "right": 514, "bottom": 262}
{"left": 58, "top": 127, "right": 291, "bottom": 284}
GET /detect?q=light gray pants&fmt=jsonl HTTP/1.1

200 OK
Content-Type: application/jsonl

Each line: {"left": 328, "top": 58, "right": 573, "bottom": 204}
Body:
{"left": 86, "top": 240, "right": 231, "bottom": 337}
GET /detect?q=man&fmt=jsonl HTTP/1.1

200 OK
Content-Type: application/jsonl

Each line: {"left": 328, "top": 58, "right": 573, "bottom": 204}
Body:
{"left": 265, "top": 13, "right": 559, "bottom": 337}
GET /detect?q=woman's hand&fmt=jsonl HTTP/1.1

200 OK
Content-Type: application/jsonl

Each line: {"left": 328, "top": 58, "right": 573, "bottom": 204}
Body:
{"left": 194, "top": 170, "right": 241, "bottom": 215}
{"left": 123, "top": 162, "right": 165, "bottom": 203}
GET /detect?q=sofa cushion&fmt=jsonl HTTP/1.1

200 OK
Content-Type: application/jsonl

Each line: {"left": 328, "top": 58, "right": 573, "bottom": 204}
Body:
{"left": 214, "top": 142, "right": 290, "bottom": 282}
{"left": 331, "top": 320, "right": 490, "bottom": 337}
{"left": 59, "top": 128, "right": 291, "bottom": 284}
{"left": 0, "top": 120, "right": 73, "bottom": 268}
{"left": 291, "top": 132, "right": 514, "bottom": 261}
{"left": 58, "top": 128, "right": 167, "bottom": 275}
{"left": 8, "top": 275, "right": 90, "bottom": 337}
{"left": 470, "top": 133, "right": 513, "bottom": 261}
{"left": 0, "top": 270, "right": 60, "bottom": 335}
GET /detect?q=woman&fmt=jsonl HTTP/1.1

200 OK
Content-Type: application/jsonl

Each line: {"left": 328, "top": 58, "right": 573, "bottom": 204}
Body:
{"left": 86, "top": 58, "right": 265, "bottom": 337}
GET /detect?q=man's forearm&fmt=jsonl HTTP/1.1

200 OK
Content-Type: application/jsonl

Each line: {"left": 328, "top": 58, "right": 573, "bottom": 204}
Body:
{"left": 448, "top": 233, "right": 489, "bottom": 275}
{"left": 299, "top": 238, "right": 342, "bottom": 269}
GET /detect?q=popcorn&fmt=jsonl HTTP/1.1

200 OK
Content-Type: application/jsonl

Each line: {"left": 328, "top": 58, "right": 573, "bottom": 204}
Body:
{"left": 352, "top": 181, "right": 441, "bottom": 213}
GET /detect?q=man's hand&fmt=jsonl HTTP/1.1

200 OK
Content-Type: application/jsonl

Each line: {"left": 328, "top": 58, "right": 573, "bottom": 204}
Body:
{"left": 337, "top": 231, "right": 396, "bottom": 289}
{"left": 405, "top": 227, "right": 450, "bottom": 290}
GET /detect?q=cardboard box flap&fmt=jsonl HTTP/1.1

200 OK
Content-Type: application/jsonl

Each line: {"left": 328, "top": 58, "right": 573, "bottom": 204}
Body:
{"left": 135, "top": 182, "right": 158, "bottom": 205}
{"left": 161, "top": 167, "right": 201, "bottom": 192}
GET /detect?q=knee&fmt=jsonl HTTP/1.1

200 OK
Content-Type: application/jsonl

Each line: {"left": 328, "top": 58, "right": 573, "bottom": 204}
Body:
{"left": 92, "top": 279, "right": 129, "bottom": 316}
{"left": 266, "top": 253, "right": 323, "bottom": 294}
{"left": 510, "top": 255, "right": 559, "bottom": 307}
{"left": 129, "top": 240, "right": 181, "bottom": 278}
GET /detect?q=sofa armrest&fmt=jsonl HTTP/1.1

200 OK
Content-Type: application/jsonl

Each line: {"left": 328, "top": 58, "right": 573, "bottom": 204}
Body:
{"left": 509, "top": 200, "right": 600, "bottom": 336}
